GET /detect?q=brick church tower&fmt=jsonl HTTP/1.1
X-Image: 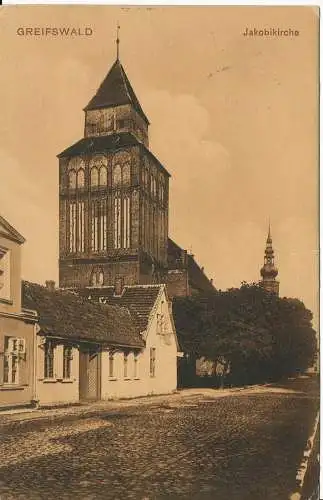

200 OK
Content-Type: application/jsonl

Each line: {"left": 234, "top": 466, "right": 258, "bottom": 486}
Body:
{"left": 260, "top": 224, "right": 279, "bottom": 295}
{"left": 58, "top": 40, "right": 170, "bottom": 289}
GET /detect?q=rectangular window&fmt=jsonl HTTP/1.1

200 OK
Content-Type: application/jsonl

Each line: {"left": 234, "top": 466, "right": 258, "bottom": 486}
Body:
{"left": 150, "top": 348, "right": 156, "bottom": 378}
{"left": 134, "top": 353, "right": 139, "bottom": 378}
{"left": 3, "top": 336, "right": 24, "bottom": 384}
{"left": 109, "top": 352, "right": 114, "bottom": 378}
{"left": 44, "top": 340, "right": 54, "bottom": 379}
{"left": 63, "top": 346, "right": 73, "bottom": 379}
{"left": 124, "top": 353, "right": 128, "bottom": 378}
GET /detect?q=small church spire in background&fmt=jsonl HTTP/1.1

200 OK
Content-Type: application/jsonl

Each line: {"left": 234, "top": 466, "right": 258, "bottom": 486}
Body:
{"left": 260, "top": 222, "right": 279, "bottom": 296}
{"left": 116, "top": 23, "right": 120, "bottom": 60}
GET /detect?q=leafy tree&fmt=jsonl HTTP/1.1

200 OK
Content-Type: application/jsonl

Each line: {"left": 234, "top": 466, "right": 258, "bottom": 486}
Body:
{"left": 173, "top": 283, "right": 317, "bottom": 386}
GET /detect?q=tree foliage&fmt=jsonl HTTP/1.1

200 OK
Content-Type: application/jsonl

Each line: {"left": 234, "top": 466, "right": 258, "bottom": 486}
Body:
{"left": 173, "top": 283, "right": 317, "bottom": 386}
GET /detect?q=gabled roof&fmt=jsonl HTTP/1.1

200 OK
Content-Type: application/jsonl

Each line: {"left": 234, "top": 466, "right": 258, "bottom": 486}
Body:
{"left": 57, "top": 132, "right": 171, "bottom": 178}
{"left": 84, "top": 59, "right": 149, "bottom": 125}
{"left": 79, "top": 284, "right": 162, "bottom": 332}
{"left": 0, "top": 215, "right": 25, "bottom": 245}
{"left": 22, "top": 281, "right": 144, "bottom": 348}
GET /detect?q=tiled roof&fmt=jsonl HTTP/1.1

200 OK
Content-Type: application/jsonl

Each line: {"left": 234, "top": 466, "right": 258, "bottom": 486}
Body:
{"left": 79, "top": 285, "right": 162, "bottom": 332}
{"left": 57, "top": 132, "right": 171, "bottom": 178}
{"left": 84, "top": 59, "right": 149, "bottom": 125}
{"left": 22, "top": 281, "right": 144, "bottom": 348}
{"left": 57, "top": 132, "right": 138, "bottom": 158}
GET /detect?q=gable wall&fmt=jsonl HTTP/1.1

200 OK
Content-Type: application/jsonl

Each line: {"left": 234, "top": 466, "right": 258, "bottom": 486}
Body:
{"left": 100, "top": 288, "right": 177, "bottom": 399}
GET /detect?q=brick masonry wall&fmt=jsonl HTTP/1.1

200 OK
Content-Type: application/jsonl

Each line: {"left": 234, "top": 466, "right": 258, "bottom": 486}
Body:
{"left": 59, "top": 259, "right": 140, "bottom": 289}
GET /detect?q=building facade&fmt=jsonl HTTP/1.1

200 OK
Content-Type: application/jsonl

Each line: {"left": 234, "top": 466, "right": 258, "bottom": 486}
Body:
{"left": 260, "top": 225, "right": 279, "bottom": 295}
{"left": 0, "top": 216, "right": 38, "bottom": 409}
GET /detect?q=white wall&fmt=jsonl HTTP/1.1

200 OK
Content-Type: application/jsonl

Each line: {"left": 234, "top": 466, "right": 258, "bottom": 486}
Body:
{"left": 101, "top": 288, "right": 178, "bottom": 399}
{"left": 36, "top": 337, "right": 79, "bottom": 405}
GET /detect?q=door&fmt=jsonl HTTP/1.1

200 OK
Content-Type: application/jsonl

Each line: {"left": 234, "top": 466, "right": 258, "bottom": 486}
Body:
{"left": 79, "top": 346, "right": 101, "bottom": 400}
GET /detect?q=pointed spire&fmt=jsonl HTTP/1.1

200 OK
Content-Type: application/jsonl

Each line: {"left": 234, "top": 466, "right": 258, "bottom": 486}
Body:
{"left": 116, "top": 23, "right": 120, "bottom": 61}
{"left": 267, "top": 218, "right": 272, "bottom": 244}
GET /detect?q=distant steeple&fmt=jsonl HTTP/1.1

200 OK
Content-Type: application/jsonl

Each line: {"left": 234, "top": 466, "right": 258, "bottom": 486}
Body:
{"left": 260, "top": 223, "right": 279, "bottom": 295}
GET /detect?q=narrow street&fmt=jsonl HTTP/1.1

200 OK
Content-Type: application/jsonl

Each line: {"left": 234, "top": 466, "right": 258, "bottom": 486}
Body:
{"left": 0, "top": 376, "right": 319, "bottom": 500}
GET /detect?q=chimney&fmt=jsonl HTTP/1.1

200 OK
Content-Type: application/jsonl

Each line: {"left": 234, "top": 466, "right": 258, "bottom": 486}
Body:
{"left": 114, "top": 276, "right": 124, "bottom": 297}
{"left": 210, "top": 278, "right": 214, "bottom": 286}
{"left": 45, "top": 280, "right": 55, "bottom": 291}
{"left": 201, "top": 267, "right": 204, "bottom": 272}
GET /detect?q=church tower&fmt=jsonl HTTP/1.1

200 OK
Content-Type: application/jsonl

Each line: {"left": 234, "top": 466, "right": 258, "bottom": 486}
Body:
{"left": 260, "top": 224, "right": 279, "bottom": 295}
{"left": 58, "top": 35, "right": 170, "bottom": 289}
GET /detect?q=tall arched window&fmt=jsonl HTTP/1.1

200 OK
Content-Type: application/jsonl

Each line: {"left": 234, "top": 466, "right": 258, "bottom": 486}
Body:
{"left": 77, "top": 169, "right": 85, "bottom": 188}
{"left": 114, "top": 192, "right": 122, "bottom": 249}
{"left": 123, "top": 195, "right": 130, "bottom": 249}
{"left": 113, "top": 164, "right": 122, "bottom": 186}
{"left": 91, "top": 167, "right": 99, "bottom": 186}
{"left": 69, "top": 202, "right": 77, "bottom": 252}
{"left": 99, "top": 166, "right": 108, "bottom": 186}
{"left": 90, "top": 267, "right": 104, "bottom": 287}
{"left": 69, "top": 170, "right": 77, "bottom": 189}
{"left": 123, "top": 163, "right": 131, "bottom": 185}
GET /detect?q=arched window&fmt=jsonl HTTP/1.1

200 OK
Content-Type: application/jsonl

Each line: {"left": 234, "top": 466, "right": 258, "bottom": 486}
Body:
{"left": 77, "top": 169, "right": 85, "bottom": 188}
{"left": 91, "top": 272, "right": 97, "bottom": 286}
{"left": 90, "top": 167, "right": 99, "bottom": 186}
{"left": 69, "top": 170, "right": 77, "bottom": 189}
{"left": 98, "top": 270, "right": 104, "bottom": 286}
{"left": 99, "top": 166, "right": 107, "bottom": 186}
{"left": 114, "top": 192, "right": 122, "bottom": 249}
{"left": 113, "top": 165, "right": 122, "bottom": 186}
{"left": 123, "top": 163, "right": 131, "bottom": 185}
{"left": 90, "top": 268, "right": 104, "bottom": 287}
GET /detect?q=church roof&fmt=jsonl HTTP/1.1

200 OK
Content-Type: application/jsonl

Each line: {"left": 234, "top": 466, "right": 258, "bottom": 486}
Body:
{"left": 84, "top": 59, "right": 149, "bottom": 125}
{"left": 57, "top": 132, "right": 171, "bottom": 177}
{"left": 22, "top": 281, "right": 144, "bottom": 348}
{"left": 168, "top": 238, "right": 215, "bottom": 294}
{"left": 79, "top": 284, "right": 162, "bottom": 332}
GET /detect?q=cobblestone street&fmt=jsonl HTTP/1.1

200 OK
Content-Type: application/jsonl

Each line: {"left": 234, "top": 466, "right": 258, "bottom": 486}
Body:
{"left": 0, "top": 376, "right": 319, "bottom": 500}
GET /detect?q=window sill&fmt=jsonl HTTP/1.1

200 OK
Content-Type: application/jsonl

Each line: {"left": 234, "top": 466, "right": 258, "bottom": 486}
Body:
{"left": 41, "top": 378, "right": 58, "bottom": 383}
{"left": 61, "top": 379, "right": 74, "bottom": 383}
{"left": 0, "top": 385, "right": 26, "bottom": 391}
{"left": 108, "top": 377, "right": 118, "bottom": 381}
{"left": 124, "top": 378, "right": 132, "bottom": 381}
{"left": 134, "top": 378, "right": 140, "bottom": 381}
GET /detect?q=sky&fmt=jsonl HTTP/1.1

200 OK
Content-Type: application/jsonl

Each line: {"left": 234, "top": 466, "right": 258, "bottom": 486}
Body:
{"left": 0, "top": 6, "right": 319, "bottom": 327}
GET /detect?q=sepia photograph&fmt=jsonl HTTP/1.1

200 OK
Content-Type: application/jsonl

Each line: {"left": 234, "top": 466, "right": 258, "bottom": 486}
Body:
{"left": 0, "top": 5, "right": 319, "bottom": 499}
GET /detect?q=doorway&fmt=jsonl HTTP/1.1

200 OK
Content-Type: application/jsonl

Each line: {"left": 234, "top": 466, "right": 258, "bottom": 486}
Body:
{"left": 79, "top": 345, "right": 101, "bottom": 400}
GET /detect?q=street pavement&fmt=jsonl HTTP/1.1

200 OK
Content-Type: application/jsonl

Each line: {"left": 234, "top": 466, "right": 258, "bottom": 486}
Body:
{"left": 0, "top": 375, "right": 319, "bottom": 500}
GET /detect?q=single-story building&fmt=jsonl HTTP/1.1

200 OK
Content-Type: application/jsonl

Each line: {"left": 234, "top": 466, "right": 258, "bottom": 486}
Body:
{"left": 22, "top": 280, "right": 180, "bottom": 405}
